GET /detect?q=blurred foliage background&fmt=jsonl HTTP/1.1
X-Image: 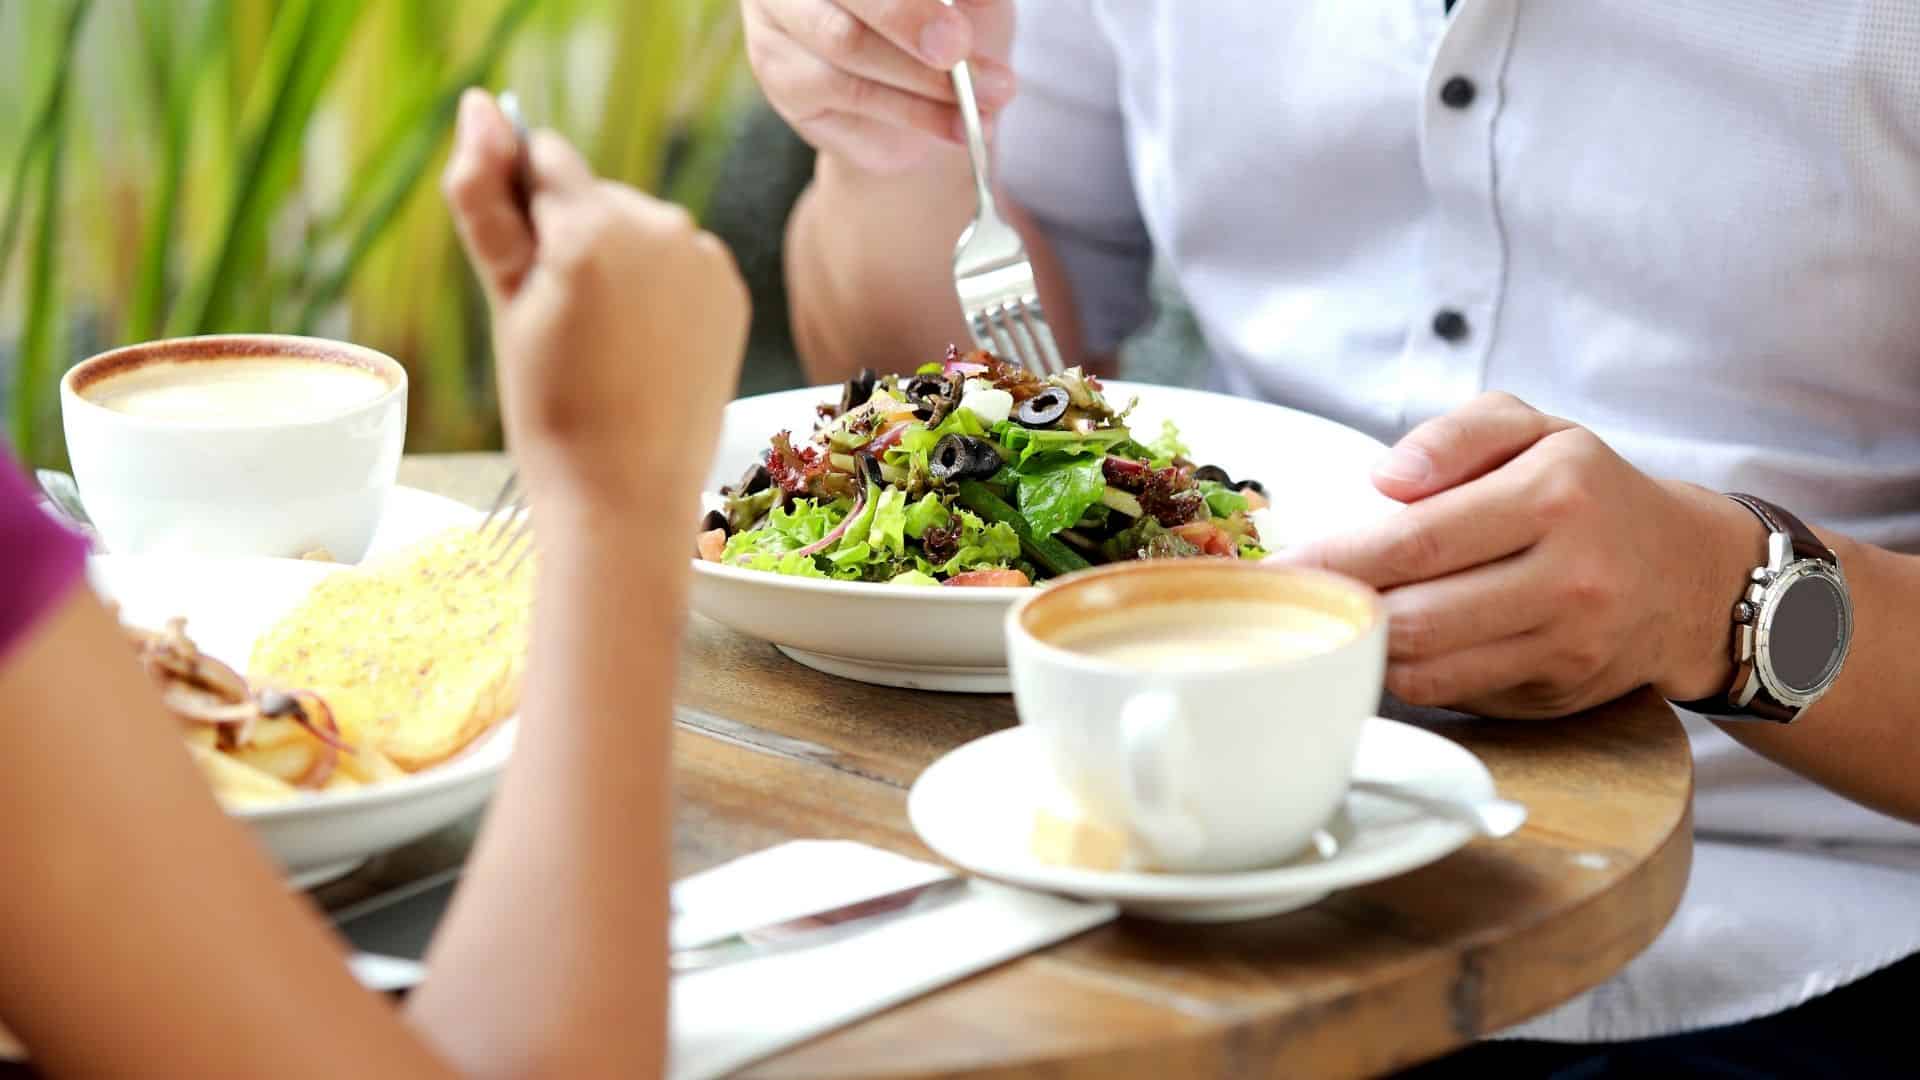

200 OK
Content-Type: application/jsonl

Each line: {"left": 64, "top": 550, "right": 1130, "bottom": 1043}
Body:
{"left": 0, "top": 0, "right": 752, "bottom": 467}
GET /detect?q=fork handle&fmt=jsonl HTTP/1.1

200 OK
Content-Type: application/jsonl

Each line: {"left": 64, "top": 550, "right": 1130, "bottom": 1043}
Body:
{"left": 939, "top": 2, "right": 998, "bottom": 218}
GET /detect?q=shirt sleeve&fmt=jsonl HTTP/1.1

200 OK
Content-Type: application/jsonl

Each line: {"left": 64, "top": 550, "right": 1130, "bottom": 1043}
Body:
{"left": 0, "top": 454, "right": 90, "bottom": 663}
{"left": 999, "top": 1, "right": 1154, "bottom": 355}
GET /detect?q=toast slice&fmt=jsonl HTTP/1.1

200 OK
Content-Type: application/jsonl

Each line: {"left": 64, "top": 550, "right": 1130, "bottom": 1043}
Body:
{"left": 249, "top": 523, "right": 533, "bottom": 771}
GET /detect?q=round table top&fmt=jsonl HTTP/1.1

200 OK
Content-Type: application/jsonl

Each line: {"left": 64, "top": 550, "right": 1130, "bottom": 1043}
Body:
{"left": 391, "top": 453, "right": 1697, "bottom": 1079}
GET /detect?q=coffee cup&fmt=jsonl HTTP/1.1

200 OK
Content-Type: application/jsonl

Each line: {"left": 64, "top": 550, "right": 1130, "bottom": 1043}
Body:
{"left": 60, "top": 334, "right": 407, "bottom": 561}
{"left": 1005, "top": 559, "right": 1386, "bottom": 873}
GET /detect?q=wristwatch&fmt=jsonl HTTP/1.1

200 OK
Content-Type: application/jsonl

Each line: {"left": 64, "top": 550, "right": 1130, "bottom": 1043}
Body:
{"left": 1675, "top": 494, "right": 1852, "bottom": 723}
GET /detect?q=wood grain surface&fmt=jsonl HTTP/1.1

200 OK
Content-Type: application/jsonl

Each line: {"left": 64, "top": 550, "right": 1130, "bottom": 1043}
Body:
{"left": 403, "top": 454, "right": 1697, "bottom": 1078}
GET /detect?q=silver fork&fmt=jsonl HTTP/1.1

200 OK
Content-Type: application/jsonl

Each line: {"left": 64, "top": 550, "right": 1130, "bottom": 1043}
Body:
{"left": 476, "top": 90, "right": 534, "bottom": 570}
{"left": 940, "top": 4, "right": 1067, "bottom": 376}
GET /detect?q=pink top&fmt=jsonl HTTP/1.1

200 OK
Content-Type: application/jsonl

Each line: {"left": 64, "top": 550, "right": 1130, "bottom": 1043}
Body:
{"left": 0, "top": 454, "right": 88, "bottom": 662}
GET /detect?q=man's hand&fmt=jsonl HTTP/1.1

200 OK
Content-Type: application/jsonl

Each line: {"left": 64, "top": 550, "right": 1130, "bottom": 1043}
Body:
{"left": 743, "top": 0, "right": 1016, "bottom": 175}
{"left": 1276, "top": 392, "right": 1762, "bottom": 718}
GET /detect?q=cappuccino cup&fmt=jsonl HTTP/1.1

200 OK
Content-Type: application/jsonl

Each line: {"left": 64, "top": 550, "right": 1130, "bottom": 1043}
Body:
{"left": 60, "top": 334, "right": 406, "bottom": 561}
{"left": 1006, "top": 559, "right": 1386, "bottom": 873}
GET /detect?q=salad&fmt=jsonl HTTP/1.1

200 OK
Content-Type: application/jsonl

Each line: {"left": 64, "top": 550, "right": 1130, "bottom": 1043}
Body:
{"left": 695, "top": 348, "right": 1272, "bottom": 587}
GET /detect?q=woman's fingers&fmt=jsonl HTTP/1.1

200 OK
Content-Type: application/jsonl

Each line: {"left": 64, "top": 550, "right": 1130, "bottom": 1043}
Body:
{"left": 442, "top": 90, "right": 535, "bottom": 300}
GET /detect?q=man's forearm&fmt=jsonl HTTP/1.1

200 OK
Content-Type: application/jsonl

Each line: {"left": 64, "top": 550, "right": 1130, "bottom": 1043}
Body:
{"left": 1712, "top": 531, "right": 1920, "bottom": 824}
{"left": 786, "top": 153, "right": 1094, "bottom": 383}
{"left": 786, "top": 155, "right": 976, "bottom": 383}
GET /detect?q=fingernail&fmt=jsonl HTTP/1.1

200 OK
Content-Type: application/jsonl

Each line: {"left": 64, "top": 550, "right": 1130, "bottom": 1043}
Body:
{"left": 1374, "top": 446, "right": 1432, "bottom": 485}
{"left": 920, "top": 12, "right": 969, "bottom": 67}
{"left": 974, "top": 64, "right": 1016, "bottom": 105}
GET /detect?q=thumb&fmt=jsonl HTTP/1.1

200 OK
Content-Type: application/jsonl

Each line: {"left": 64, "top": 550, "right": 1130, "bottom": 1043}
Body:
{"left": 1372, "top": 391, "right": 1573, "bottom": 502}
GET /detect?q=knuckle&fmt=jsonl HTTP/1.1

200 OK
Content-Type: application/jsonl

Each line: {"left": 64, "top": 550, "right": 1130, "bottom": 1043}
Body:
{"left": 1476, "top": 389, "right": 1530, "bottom": 415}
{"left": 1533, "top": 470, "right": 1594, "bottom": 524}
{"left": 1381, "top": 523, "right": 1443, "bottom": 579}
{"left": 1548, "top": 640, "right": 1608, "bottom": 687}
{"left": 1386, "top": 663, "right": 1448, "bottom": 707}
{"left": 814, "top": 3, "right": 868, "bottom": 61}
{"left": 1389, "top": 607, "right": 1444, "bottom": 659}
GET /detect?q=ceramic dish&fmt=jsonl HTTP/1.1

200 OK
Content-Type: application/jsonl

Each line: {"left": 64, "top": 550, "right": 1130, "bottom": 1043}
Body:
{"left": 909, "top": 719, "right": 1500, "bottom": 922}
{"left": 88, "top": 486, "right": 505, "bottom": 888}
{"left": 691, "top": 381, "right": 1403, "bottom": 691}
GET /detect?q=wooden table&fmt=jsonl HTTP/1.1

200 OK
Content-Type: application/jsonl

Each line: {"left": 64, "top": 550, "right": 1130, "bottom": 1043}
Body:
{"left": 358, "top": 454, "right": 1698, "bottom": 1078}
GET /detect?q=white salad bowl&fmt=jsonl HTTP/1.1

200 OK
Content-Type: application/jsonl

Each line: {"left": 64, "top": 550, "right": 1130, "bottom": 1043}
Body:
{"left": 691, "top": 380, "right": 1404, "bottom": 692}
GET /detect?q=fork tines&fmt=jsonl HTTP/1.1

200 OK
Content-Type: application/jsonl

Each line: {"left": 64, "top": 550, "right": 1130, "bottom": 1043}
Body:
{"left": 477, "top": 469, "right": 533, "bottom": 573}
{"left": 968, "top": 294, "right": 1064, "bottom": 376}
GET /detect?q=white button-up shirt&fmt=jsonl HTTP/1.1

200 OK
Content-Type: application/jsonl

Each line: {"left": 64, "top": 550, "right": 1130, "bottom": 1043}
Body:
{"left": 1000, "top": 0, "right": 1920, "bottom": 1041}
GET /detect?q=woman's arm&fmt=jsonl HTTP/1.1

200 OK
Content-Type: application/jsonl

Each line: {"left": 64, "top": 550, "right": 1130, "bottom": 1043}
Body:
{"left": 0, "top": 586, "right": 452, "bottom": 1078}
{"left": 0, "top": 91, "right": 747, "bottom": 1077}
{"left": 406, "top": 92, "right": 748, "bottom": 1077}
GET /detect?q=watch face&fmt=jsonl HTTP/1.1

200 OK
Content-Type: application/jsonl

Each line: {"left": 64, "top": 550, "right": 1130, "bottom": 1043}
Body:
{"left": 1768, "top": 572, "right": 1848, "bottom": 694}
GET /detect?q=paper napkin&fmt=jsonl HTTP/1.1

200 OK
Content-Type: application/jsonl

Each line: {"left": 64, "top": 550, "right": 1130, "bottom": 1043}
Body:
{"left": 668, "top": 840, "right": 1116, "bottom": 1080}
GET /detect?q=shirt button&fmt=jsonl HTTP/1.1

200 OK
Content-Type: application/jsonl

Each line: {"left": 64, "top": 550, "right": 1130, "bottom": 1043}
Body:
{"left": 1439, "top": 76, "right": 1477, "bottom": 109}
{"left": 1432, "top": 309, "right": 1470, "bottom": 343}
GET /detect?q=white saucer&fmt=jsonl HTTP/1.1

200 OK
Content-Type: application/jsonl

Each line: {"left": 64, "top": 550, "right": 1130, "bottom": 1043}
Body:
{"left": 907, "top": 718, "right": 1500, "bottom": 922}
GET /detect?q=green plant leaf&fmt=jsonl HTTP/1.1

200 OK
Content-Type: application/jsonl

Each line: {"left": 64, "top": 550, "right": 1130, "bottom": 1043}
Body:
{"left": 0, "top": 0, "right": 89, "bottom": 313}
{"left": 167, "top": 0, "right": 370, "bottom": 335}
{"left": 12, "top": 42, "right": 73, "bottom": 462}
{"left": 294, "top": 0, "right": 538, "bottom": 334}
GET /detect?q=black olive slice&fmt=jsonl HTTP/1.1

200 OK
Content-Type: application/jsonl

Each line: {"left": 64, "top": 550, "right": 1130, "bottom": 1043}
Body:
{"left": 959, "top": 436, "right": 1002, "bottom": 479}
{"left": 1237, "top": 478, "right": 1265, "bottom": 495}
{"left": 905, "top": 374, "right": 948, "bottom": 400}
{"left": 736, "top": 462, "right": 771, "bottom": 496}
{"left": 929, "top": 434, "right": 976, "bottom": 482}
{"left": 1013, "top": 386, "right": 1070, "bottom": 428}
{"left": 840, "top": 368, "right": 878, "bottom": 414}
{"left": 857, "top": 452, "right": 885, "bottom": 488}
{"left": 700, "top": 509, "right": 730, "bottom": 536}
{"left": 1193, "top": 465, "right": 1233, "bottom": 486}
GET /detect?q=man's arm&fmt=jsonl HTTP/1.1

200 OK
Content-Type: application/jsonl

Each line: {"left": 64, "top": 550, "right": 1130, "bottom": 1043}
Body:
{"left": 1712, "top": 533, "right": 1920, "bottom": 823}
{"left": 1278, "top": 392, "right": 1920, "bottom": 824}
{"left": 785, "top": 152, "right": 1093, "bottom": 382}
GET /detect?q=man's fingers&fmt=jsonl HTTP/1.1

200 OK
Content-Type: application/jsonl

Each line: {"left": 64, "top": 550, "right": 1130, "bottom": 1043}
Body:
{"left": 442, "top": 89, "right": 534, "bottom": 300}
{"left": 761, "top": 0, "right": 1014, "bottom": 105}
{"left": 1386, "top": 630, "right": 1545, "bottom": 709}
{"left": 1382, "top": 550, "right": 1557, "bottom": 661}
{"left": 1372, "top": 391, "right": 1575, "bottom": 503}
{"left": 1275, "top": 469, "right": 1545, "bottom": 590}
{"left": 827, "top": 0, "right": 973, "bottom": 68}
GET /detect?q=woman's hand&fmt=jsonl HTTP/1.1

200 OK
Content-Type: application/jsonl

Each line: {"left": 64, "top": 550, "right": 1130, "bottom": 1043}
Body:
{"left": 442, "top": 89, "right": 751, "bottom": 514}
{"left": 742, "top": 0, "right": 1016, "bottom": 175}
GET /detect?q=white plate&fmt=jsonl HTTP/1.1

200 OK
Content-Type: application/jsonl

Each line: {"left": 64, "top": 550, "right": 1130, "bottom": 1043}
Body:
{"left": 88, "top": 485, "right": 507, "bottom": 889}
{"left": 691, "top": 381, "right": 1403, "bottom": 692}
{"left": 908, "top": 719, "right": 1496, "bottom": 922}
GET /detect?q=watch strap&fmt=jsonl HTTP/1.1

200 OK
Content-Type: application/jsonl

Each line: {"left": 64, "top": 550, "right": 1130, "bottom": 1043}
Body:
{"left": 1673, "top": 494, "right": 1832, "bottom": 723}
{"left": 1726, "top": 492, "right": 1833, "bottom": 564}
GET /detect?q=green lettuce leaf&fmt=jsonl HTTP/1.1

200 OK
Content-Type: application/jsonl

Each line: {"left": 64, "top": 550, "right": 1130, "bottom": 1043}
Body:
{"left": 1144, "top": 419, "right": 1189, "bottom": 467}
{"left": 903, "top": 493, "right": 950, "bottom": 538}
{"left": 721, "top": 497, "right": 848, "bottom": 562}
{"left": 992, "top": 421, "right": 1131, "bottom": 466}
{"left": 889, "top": 569, "right": 940, "bottom": 586}
{"left": 1199, "top": 480, "right": 1248, "bottom": 518}
{"left": 939, "top": 509, "right": 1022, "bottom": 574}
{"left": 870, "top": 486, "right": 909, "bottom": 557}
{"left": 1014, "top": 453, "right": 1108, "bottom": 536}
